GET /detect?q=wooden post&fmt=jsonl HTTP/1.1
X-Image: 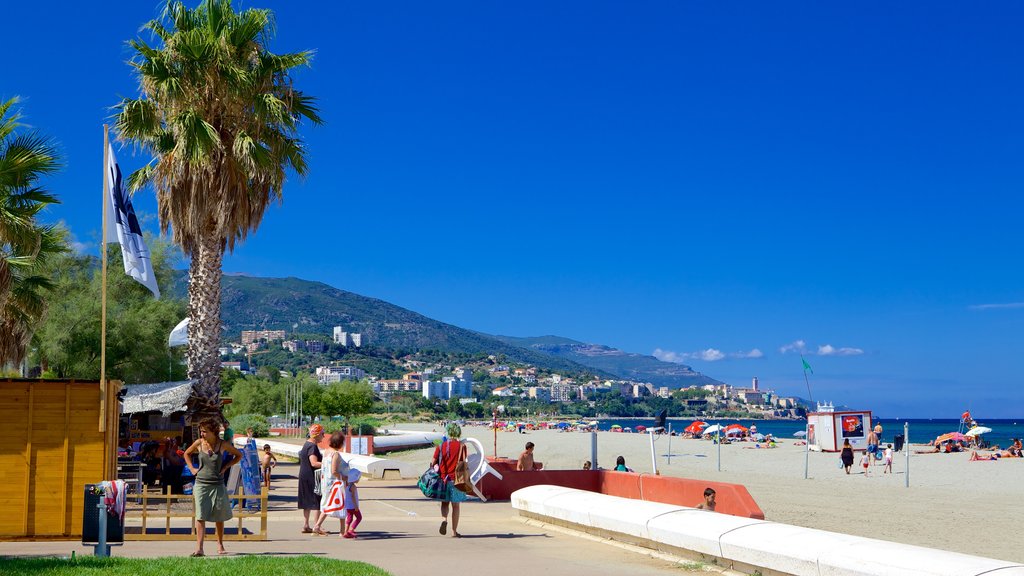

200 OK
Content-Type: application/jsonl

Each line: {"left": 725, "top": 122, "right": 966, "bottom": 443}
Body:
{"left": 99, "top": 126, "right": 110, "bottom": 433}
{"left": 260, "top": 485, "right": 268, "bottom": 539}
{"left": 165, "top": 486, "right": 172, "bottom": 535}
{"left": 141, "top": 487, "right": 148, "bottom": 535}
{"left": 236, "top": 486, "right": 243, "bottom": 537}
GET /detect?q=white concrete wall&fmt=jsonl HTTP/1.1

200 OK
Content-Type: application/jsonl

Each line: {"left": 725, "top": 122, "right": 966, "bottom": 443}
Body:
{"left": 512, "top": 485, "right": 1024, "bottom": 576}
{"left": 233, "top": 438, "right": 418, "bottom": 479}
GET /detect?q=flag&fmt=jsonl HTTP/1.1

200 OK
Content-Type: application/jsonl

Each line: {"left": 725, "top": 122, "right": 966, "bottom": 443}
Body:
{"left": 168, "top": 318, "right": 189, "bottom": 347}
{"left": 104, "top": 143, "right": 160, "bottom": 298}
{"left": 801, "top": 356, "right": 813, "bottom": 374}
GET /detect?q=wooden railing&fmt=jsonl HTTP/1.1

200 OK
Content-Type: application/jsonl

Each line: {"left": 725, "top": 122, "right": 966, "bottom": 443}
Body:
{"left": 124, "top": 486, "right": 268, "bottom": 541}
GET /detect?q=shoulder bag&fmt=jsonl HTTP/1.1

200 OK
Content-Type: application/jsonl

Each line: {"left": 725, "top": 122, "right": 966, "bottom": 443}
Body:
{"left": 418, "top": 440, "right": 447, "bottom": 499}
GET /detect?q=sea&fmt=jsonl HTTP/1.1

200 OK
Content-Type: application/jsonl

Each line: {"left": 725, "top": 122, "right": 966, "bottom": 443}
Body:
{"left": 595, "top": 418, "right": 1023, "bottom": 448}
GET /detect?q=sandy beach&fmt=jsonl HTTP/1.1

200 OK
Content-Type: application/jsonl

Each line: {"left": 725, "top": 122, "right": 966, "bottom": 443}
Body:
{"left": 383, "top": 423, "right": 1024, "bottom": 564}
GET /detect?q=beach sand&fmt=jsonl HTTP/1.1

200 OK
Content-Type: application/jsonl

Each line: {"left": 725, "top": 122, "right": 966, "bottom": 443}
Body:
{"left": 384, "top": 423, "right": 1024, "bottom": 563}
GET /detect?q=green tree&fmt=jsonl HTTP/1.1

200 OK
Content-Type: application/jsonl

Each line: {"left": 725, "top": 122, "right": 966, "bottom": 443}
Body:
{"left": 115, "top": 0, "right": 321, "bottom": 423}
{"left": 320, "top": 380, "right": 374, "bottom": 421}
{"left": 33, "top": 235, "right": 187, "bottom": 382}
{"left": 0, "top": 97, "right": 63, "bottom": 366}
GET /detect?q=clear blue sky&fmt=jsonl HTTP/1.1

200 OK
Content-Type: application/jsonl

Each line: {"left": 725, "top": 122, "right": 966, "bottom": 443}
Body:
{"left": 5, "top": 2, "right": 1023, "bottom": 417}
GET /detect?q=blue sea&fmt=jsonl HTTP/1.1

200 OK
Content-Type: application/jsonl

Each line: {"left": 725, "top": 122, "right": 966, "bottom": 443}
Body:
{"left": 595, "top": 418, "right": 1023, "bottom": 449}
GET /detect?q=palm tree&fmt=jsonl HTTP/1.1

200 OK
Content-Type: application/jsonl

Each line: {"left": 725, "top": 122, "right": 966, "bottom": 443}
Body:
{"left": 115, "top": 0, "right": 321, "bottom": 423}
{"left": 0, "top": 97, "right": 63, "bottom": 368}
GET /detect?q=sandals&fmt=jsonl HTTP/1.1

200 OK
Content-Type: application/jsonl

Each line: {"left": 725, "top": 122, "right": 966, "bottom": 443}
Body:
{"left": 439, "top": 520, "right": 448, "bottom": 535}
{"left": 190, "top": 551, "right": 204, "bottom": 557}
{"left": 313, "top": 528, "right": 328, "bottom": 536}
{"left": 301, "top": 527, "right": 313, "bottom": 534}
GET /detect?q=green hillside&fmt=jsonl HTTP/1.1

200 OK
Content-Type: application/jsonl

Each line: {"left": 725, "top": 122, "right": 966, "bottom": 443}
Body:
{"left": 170, "top": 274, "right": 607, "bottom": 376}
{"left": 491, "top": 334, "right": 723, "bottom": 389}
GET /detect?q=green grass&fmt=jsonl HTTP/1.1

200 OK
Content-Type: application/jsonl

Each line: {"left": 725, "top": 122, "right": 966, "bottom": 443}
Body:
{"left": 0, "top": 555, "right": 391, "bottom": 576}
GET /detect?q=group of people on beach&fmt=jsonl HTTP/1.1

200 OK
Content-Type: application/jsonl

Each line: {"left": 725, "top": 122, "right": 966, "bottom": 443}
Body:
{"left": 297, "top": 424, "right": 363, "bottom": 538}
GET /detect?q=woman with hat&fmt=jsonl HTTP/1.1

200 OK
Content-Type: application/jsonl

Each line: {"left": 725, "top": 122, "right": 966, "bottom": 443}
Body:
{"left": 298, "top": 423, "right": 325, "bottom": 533}
{"left": 430, "top": 422, "right": 468, "bottom": 537}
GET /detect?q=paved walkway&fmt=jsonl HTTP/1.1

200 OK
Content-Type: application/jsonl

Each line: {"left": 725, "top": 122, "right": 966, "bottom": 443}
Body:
{"left": 0, "top": 463, "right": 706, "bottom": 576}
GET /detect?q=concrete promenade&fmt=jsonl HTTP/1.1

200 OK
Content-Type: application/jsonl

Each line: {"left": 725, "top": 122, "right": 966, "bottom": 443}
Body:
{"left": 0, "top": 463, "right": 709, "bottom": 576}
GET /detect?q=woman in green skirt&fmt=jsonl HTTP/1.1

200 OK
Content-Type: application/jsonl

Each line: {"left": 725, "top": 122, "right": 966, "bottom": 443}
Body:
{"left": 184, "top": 418, "right": 242, "bottom": 556}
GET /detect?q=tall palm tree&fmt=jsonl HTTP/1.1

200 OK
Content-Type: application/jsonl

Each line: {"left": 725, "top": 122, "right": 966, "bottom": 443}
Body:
{"left": 115, "top": 0, "right": 321, "bottom": 423}
{"left": 0, "top": 97, "right": 63, "bottom": 367}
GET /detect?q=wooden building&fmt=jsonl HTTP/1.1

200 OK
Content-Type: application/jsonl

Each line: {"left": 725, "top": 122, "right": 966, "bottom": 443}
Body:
{"left": 0, "top": 378, "right": 121, "bottom": 539}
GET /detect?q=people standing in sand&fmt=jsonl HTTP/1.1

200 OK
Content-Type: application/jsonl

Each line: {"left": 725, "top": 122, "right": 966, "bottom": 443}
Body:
{"left": 861, "top": 450, "right": 871, "bottom": 476}
{"left": 431, "top": 422, "right": 468, "bottom": 538}
{"left": 343, "top": 469, "right": 362, "bottom": 538}
{"left": 313, "top": 431, "right": 349, "bottom": 536}
{"left": 517, "top": 442, "right": 541, "bottom": 471}
{"left": 873, "top": 422, "right": 883, "bottom": 443}
{"left": 184, "top": 418, "right": 241, "bottom": 557}
{"left": 883, "top": 444, "right": 893, "bottom": 474}
{"left": 696, "top": 487, "right": 716, "bottom": 511}
{"left": 260, "top": 444, "right": 277, "bottom": 489}
{"left": 866, "top": 429, "right": 879, "bottom": 465}
{"left": 841, "top": 439, "right": 854, "bottom": 474}
{"left": 298, "top": 424, "right": 325, "bottom": 534}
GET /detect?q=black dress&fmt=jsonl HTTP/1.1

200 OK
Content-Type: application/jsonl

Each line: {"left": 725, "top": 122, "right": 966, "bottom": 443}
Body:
{"left": 297, "top": 441, "right": 322, "bottom": 510}
{"left": 841, "top": 446, "right": 854, "bottom": 467}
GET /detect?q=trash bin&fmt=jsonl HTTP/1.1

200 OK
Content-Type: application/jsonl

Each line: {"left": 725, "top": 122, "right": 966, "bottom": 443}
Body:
{"left": 82, "top": 485, "right": 124, "bottom": 544}
{"left": 894, "top": 434, "right": 905, "bottom": 453}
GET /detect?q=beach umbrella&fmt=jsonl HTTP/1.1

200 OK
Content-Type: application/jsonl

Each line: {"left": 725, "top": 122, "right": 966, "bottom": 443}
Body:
{"left": 965, "top": 427, "right": 992, "bottom": 437}
{"left": 793, "top": 430, "right": 807, "bottom": 437}
{"left": 752, "top": 433, "right": 765, "bottom": 441}
{"left": 557, "top": 422, "right": 571, "bottom": 429}
{"left": 935, "top": 432, "right": 966, "bottom": 444}
{"left": 724, "top": 426, "right": 747, "bottom": 437}
{"left": 684, "top": 422, "right": 706, "bottom": 434}
{"left": 703, "top": 424, "right": 723, "bottom": 435}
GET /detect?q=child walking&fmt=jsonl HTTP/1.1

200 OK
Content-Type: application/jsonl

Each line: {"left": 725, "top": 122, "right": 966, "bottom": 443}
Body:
{"left": 861, "top": 450, "right": 870, "bottom": 476}
{"left": 343, "top": 469, "right": 362, "bottom": 538}
{"left": 883, "top": 444, "right": 893, "bottom": 474}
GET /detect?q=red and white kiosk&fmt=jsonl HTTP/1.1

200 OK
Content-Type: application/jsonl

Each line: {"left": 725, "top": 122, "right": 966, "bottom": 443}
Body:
{"left": 807, "top": 402, "right": 873, "bottom": 452}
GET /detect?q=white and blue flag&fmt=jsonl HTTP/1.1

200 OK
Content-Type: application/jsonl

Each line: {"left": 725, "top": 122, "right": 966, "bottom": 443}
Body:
{"left": 104, "top": 143, "right": 160, "bottom": 298}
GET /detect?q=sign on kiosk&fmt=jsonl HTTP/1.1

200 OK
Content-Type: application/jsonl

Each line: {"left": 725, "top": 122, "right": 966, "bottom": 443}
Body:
{"left": 807, "top": 403, "right": 872, "bottom": 452}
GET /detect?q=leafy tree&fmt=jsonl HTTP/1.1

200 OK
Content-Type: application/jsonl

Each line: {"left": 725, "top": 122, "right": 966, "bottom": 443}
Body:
{"left": 0, "top": 97, "right": 63, "bottom": 366}
{"left": 321, "top": 380, "right": 374, "bottom": 421}
{"left": 115, "top": 0, "right": 321, "bottom": 423}
{"left": 33, "top": 235, "right": 187, "bottom": 382}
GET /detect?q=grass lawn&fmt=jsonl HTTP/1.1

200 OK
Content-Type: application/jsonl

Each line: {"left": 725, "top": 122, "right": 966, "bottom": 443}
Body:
{"left": 0, "top": 555, "right": 392, "bottom": 576}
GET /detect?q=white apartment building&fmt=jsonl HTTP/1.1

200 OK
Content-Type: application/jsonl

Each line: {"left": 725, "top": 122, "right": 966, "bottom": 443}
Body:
{"left": 422, "top": 371, "right": 473, "bottom": 400}
{"left": 527, "top": 386, "right": 551, "bottom": 402}
{"left": 315, "top": 365, "right": 366, "bottom": 384}
{"left": 550, "top": 384, "right": 576, "bottom": 402}
{"left": 332, "top": 326, "right": 363, "bottom": 347}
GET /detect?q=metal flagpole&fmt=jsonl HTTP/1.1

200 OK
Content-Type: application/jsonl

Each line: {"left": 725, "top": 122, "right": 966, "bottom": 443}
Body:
{"left": 804, "top": 419, "right": 810, "bottom": 479}
{"left": 666, "top": 423, "right": 672, "bottom": 466}
{"left": 99, "top": 126, "right": 110, "bottom": 433}
{"left": 716, "top": 424, "right": 722, "bottom": 471}
{"left": 904, "top": 421, "right": 910, "bottom": 488}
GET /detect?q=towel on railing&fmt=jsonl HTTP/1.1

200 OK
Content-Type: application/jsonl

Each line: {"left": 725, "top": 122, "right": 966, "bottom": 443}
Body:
{"left": 99, "top": 480, "right": 127, "bottom": 523}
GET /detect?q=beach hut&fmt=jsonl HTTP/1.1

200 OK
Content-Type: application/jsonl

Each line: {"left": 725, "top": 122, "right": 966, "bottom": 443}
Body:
{"left": 806, "top": 405, "right": 873, "bottom": 452}
{"left": 0, "top": 378, "right": 121, "bottom": 539}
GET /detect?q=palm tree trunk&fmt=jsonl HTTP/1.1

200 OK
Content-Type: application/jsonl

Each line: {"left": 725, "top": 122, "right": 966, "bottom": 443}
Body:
{"left": 186, "top": 231, "right": 226, "bottom": 424}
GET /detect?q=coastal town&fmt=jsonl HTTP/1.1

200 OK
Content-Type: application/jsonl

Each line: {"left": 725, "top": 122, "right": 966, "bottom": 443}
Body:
{"left": 224, "top": 328, "right": 805, "bottom": 420}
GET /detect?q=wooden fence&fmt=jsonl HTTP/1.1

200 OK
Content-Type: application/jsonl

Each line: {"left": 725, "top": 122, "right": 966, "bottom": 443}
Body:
{"left": 125, "top": 486, "right": 268, "bottom": 541}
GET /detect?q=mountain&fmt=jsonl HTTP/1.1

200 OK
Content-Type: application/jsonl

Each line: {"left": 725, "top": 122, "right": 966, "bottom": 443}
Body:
{"left": 490, "top": 335, "right": 723, "bottom": 389}
{"left": 168, "top": 274, "right": 608, "bottom": 376}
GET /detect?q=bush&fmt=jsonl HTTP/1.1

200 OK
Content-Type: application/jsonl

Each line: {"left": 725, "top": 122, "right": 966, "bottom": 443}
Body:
{"left": 229, "top": 413, "right": 269, "bottom": 437}
{"left": 320, "top": 416, "right": 379, "bottom": 436}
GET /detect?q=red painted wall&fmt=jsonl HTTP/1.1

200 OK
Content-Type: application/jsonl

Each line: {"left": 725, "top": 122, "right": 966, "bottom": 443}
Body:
{"left": 481, "top": 458, "right": 764, "bottom": 519}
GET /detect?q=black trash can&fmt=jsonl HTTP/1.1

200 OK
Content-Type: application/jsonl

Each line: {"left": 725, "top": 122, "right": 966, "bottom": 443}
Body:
{"left": 82, "top": 485, "right": 124, "bottom": 544}
{"left": 893, "top": 434, "right": 905, "bottom": 453}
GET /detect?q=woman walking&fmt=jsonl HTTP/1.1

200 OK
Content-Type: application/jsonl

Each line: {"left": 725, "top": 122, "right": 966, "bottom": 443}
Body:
{"left": 183, "top": 419, "right": 241, "bottom": 556}
{"left": 430, "top": 422, "right": 467, "bottom": 538}
{"left": 841, "top": 439, "right": 855, "bottom": 474}
{"left": 298, "top": 424, "right": 325, "bottom": 533}
{"left": 313, "top": 431, "right": 349, "bottom": 535}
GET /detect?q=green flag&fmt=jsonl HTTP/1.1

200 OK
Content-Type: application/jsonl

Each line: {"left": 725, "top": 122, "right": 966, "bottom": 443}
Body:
{"left": 801, "top": 357, "right": 813, "bottom": 374}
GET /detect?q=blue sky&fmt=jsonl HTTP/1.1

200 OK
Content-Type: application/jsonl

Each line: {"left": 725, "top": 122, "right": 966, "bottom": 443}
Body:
{"left": 5, "top": 2, "right": 1023, "bottom": 417}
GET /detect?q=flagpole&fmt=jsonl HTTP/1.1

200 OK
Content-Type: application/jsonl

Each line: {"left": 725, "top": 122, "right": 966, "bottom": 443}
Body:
{"left": 99, "top": 126, "right": 109, "bottom": 432}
